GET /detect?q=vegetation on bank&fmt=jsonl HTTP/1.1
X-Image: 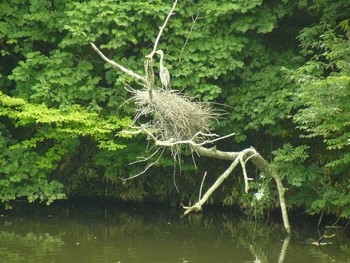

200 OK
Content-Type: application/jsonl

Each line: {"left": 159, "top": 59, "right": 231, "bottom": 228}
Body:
{"left": 0, "top": 0, "right": 349, "bottom": 222}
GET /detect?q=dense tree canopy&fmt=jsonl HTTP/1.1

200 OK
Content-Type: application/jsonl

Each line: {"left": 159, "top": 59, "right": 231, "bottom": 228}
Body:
{"left": 0, "top": 0, "right": 349, "bottom": 220}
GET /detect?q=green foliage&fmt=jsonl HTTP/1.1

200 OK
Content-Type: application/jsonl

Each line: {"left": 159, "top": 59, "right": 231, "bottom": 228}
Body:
{"left": 0, "top": 89, "right": 130, "bottom": 206}
{"left": 282, "top": 0, "right": 350, "bottom": 218}
{"left": 0, "top": 91, "right": 130, "bottom": 149}
{"left": 8, "top": 51, "right": 103, "bottom": 109}
{"left": 0, "top": 126, "right": 66, "bottom": 208}
{"left": 225, "top": 50, "right": 300, "bottom": 142}
{"left": 273, "top": 144, "right": 309, "bottom": 163}
{"left": 272, "top": 144, "right": 311, "bottom": 187}
{"left": 308, "top": 186, "right": 350, "bottom": 217}
{"left": 291, "top": 0, "right": 350, "bottom": 165}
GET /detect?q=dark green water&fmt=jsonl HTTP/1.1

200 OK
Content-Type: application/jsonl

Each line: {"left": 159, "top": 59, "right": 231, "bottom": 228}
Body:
{"left": 0, "top": 202, "right": 349, "bottom": 263}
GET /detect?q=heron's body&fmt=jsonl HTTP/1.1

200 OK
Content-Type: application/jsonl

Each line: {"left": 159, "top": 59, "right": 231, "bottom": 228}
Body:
{"left": 156, "top": 50, "right": 170, "bottom": 89}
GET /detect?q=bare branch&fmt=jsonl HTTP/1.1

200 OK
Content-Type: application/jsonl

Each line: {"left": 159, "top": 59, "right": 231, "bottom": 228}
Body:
{"left": 183, "top": 154, "right": 242, "bottom": 215}
{"left": 240, "top": 156, "right": 253, "bottom": 193}
{"left": 193, "top": 145, "right": 241, "bottom": 160}
{"left": 144, "top": 59, "right": 155, "bottom": 100}
{"left": 172, "top": 161, "right": 180, "bottom": 193}
{"left": 199, "top": 171, "right": 207, "bottom": 200}
{"left": 244, "top": 152, "right": 259, "bottom": 164}
{"left": 154, "top": 132, "right": 235, "bottom": 147}
{"left": 190, "top": 150, "right": 198, "bottom": 170}
{"left": 178, "top": 13, "right": 199, "bottom": 64}
{"left": 124, "top": 124, "right": 235, "bottom": 148}
{"left": 146, "top": 0, "right": 178, "bottom": 58}
{"left": 90, "top": 42, "right": 146, "bottom": 83}
{"left": 123, "top": 147, "right": 166, "bottom": 181}
{"left": 123, "top": 124, "right": 291, "bottom": 234}
{"left": 130, "top": 147, "right": 163, "bottom": 165}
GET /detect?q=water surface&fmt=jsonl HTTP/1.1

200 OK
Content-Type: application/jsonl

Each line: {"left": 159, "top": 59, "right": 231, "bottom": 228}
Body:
{"left": 0, "top": 202, "right": 349, "bottom": 262}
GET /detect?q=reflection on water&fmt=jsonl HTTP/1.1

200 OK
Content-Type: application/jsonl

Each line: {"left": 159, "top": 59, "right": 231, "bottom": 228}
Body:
{"left": 0, "top": 202, "right": 349, "bottom": 263}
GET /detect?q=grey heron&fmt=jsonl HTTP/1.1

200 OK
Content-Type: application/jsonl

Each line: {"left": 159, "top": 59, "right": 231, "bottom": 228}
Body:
{"left": 155, "top": 50, "right": 170, "bottom": 89}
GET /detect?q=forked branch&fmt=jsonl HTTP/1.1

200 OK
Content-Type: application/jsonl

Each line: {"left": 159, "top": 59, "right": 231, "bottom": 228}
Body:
{"left": 182, "top": 148, "right": 255, "bottom": 215}
{"left": 188, "top": 145, "right": 291, "bottom": 235}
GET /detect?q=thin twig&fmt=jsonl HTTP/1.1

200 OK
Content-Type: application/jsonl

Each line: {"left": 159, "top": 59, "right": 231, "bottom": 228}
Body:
{"left": 244, "top": 152, "right": 259, "bottom": 164}
{"left": 130, "top": 147, "right": 162, "bottom": 165}
{"left": 240, "top": 156, "right": 253, "bottom": 193}
{"left": 147, "top": 0, "right": 178, "bottom": 58}
{"left": 178, "top": 13, "right": 199, "bottom": 64}
{"left": 123, "top": 147, "right": 166, "bottom": 181}
{"left": 199, "top": 171, "right": 207, "bottom": 200}
{"left": 318, "top": 210, "right": 325, "bottom": 227}
{"left": 190, "top": 150, "right": 198, "bottom": 170}
{"left": 173, "top": 162, "right": 180, "bottom": 193}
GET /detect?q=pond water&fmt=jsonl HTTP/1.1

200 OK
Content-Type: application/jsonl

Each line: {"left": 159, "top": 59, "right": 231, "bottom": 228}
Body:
{"left": 0, "top": 201, "right": 349, "bottom": 263}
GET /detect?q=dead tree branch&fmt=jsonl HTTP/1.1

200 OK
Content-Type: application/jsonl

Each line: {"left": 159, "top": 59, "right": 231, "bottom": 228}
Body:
{"left": 146, "top": 0, "right": 178, "bottom": 58}
{"left": 90, "top": 43, "right": 146, "bottom": 84}
{"left": 178, "top": 13, "right": 199, "bottom": 64}
{"left": 192, "top": 145, "right": 291, "bottom": 235}
{"left": 182, "top": 148, "right": 253, "bottom": 214}
{"left": 182, "top": 156, "right": 240, "bottom": 214}
{"left": 123, "top": 147, "right": 166, "bottom": 182}
{"left": 199, "top": 171, "right": 207, "bottom": 200}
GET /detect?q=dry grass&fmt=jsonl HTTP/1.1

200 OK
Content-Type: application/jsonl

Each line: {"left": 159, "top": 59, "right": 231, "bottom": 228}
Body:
{"left": 131, "top": 88, "right": 219, "bottom": 142}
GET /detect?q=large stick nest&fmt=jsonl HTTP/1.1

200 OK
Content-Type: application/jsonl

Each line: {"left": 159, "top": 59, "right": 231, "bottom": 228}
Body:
{"left": 131, "top": 88, "right": 220, "bottom": 142}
